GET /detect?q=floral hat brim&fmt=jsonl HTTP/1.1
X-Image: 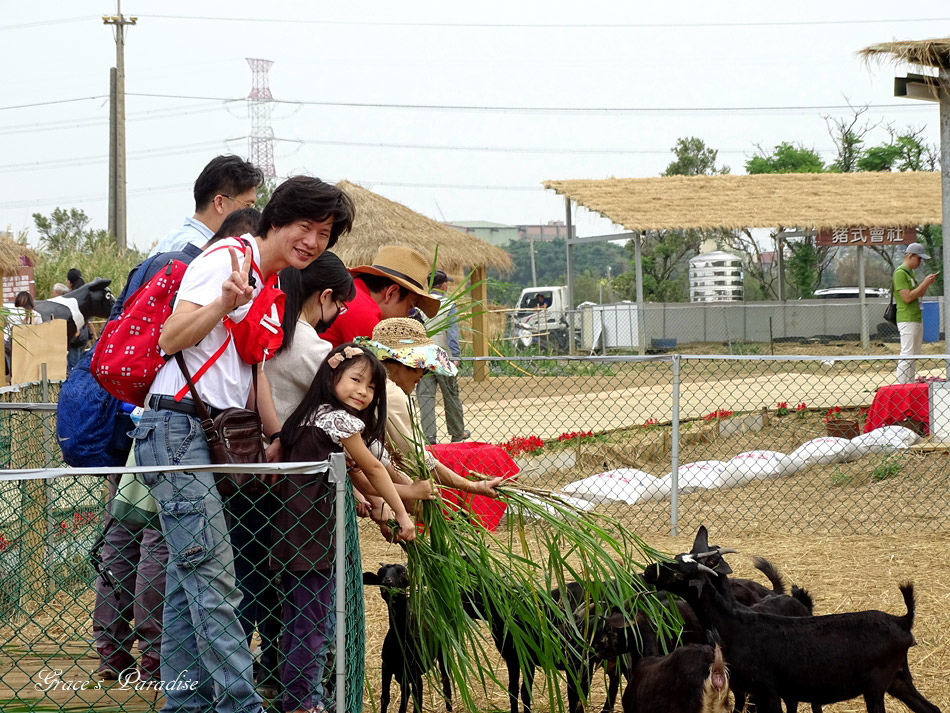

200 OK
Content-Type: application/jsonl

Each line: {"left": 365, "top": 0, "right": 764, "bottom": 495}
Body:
{"left": 356, "top": 337, "right": 458, "bottom": 377}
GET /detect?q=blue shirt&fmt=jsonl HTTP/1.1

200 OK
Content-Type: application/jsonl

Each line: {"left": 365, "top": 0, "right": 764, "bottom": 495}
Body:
{"left": 148, "top": 217, "right": 213, "bottom": 257}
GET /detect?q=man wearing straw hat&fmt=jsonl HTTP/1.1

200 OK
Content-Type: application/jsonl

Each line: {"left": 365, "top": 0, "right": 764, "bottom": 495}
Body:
{"left": 320, "top": 246, "right": 441, "bottom": 347}
{"left": 894, "top": 242, "right": 938, "bottom": 383}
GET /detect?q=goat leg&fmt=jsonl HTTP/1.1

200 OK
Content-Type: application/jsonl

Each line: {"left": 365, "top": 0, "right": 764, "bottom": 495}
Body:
{"left": 410, "top": 673, "right": 424, "bottom": 713}
{"left": 380, "top": 661, "right": 393, "bottom": 713}
{"left": 521, "top": 664, "right": 536, "bottom": 713}
{"left": 438, "top": 655, "right": 453, "bottom": 713}
{"left": 506, "top": 654, "right": 522, "bottom": 713}
{"left": 601, "top": 659, "right": 620, "bottom": 713}
{"left": 886, "top": 667, "right": 941, "bottom": 713}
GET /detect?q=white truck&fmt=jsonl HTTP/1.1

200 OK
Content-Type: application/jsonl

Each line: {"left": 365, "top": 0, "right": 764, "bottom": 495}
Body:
{"left": 512, "top": 286, "right": 578, "bottom": 350}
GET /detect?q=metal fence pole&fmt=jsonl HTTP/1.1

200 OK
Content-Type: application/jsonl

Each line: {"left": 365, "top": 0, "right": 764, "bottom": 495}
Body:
{"left": 670, "top": 354, "right": 681, "bottom": 537}
{"left": 330, "top": 451, "right": 347, "bottom": 713}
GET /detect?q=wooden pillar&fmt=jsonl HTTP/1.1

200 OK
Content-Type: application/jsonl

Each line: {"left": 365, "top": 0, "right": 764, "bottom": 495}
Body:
{"left": 471, "top": 264, "right": 489, "bottom": 382}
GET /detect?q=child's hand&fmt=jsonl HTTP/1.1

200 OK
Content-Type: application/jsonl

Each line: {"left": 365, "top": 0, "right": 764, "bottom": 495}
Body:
{"left": 470, "top": 476, "right": 503, "bottom": 499}
{"left": 408, "top": 478, "right": 436, "bottom": 501}
{"left": 394, "top": 514, "right": 416, "bottom": 543}
{"left": 354, "top": 499, "right": 372, "bottom": 518}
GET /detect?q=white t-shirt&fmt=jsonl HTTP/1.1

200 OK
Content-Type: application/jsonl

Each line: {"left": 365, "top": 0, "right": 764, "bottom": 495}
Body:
{"left": 149, "top": 235, "right": 264, "bottom": 410}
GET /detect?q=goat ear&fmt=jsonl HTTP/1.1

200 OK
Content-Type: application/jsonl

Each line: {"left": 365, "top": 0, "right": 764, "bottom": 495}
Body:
{"left": 605, "top": 612, "right": 630, "bottom": 630}
{"left": 362, "top": 571, "right": 381, "bottom": 586}
{"left": 692, "top": 526, "right": 710, "bottom": 554}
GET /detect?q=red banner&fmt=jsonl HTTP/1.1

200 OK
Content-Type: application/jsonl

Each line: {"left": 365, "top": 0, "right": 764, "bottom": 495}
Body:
{"left": 815, "top": 226, "right": 914, "bottom": 247}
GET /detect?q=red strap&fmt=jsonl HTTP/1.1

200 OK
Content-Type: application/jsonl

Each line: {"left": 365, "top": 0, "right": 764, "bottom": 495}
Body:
{"left": 174, "top": 332, "right": 232, "bottom": 401}
{"left": 206, "top": 237, "right": 263, "bottom": 284}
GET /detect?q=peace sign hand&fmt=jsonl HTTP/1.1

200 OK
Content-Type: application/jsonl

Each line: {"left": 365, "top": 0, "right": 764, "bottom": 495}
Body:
{"left": 221, "top": 245, "right": 254, "bottom": 312}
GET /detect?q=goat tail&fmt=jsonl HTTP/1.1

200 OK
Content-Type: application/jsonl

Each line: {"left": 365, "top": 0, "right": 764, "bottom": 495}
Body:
{"left": 752, "top": 557, "right": 786, "bottom": 594}
{"left": 898, "top": 582, "right": 916, "bottom": 631}
{"left": 791, "top": 585, "right": 815, "bottom": 614}
{"left": 702, "top": 644, "right": 732, "bottom": 713}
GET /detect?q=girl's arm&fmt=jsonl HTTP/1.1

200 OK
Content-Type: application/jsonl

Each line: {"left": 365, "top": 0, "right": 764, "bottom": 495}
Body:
{"left": 342, "top": 434, "right": 416, "bottom": 542}
{"left": 431, "top": 459, "right": 502, "bottom": 498}
{"left": 350, "top": 463, "right": 434, "bottom": 504}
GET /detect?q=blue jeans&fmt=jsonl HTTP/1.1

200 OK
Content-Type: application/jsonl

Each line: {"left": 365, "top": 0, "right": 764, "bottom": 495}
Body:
{"left": 133, "top": 408, "right": 262, "bottom": 713}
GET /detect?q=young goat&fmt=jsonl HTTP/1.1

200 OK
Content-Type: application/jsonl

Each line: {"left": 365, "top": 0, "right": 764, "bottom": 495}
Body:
{"left": 622, "top": 643, "right": 731, "bottom": 713}
{"left": 644, "top": 527, "right": 941, "bottom": 713}
{"left": 363, "top": 563, "right": 452, "bottom": 713}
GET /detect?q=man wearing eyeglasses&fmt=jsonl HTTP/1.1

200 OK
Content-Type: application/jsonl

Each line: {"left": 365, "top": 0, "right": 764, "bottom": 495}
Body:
{"left": 148, "top": 155, "right": 263, "bottom": 257}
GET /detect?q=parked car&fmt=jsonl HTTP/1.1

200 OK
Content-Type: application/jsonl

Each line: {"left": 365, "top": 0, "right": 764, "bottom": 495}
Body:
{"left": 812, "top": 287, "right": 889, "bottom": 299}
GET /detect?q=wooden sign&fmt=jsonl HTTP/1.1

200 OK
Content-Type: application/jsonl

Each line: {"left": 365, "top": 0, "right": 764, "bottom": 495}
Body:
{"left": 11, "top": 320, "right": 67, "bottom": 384}
{"left": 815, "top": 226, "right": 914, "bottom": 247}
{"left": 2, "top": 266, "right": 35, "bottom": 302}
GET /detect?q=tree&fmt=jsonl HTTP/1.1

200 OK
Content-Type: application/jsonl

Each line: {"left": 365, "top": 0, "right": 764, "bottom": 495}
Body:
{"left": 745, "top": 143, "right": 829, "bottom": 296}
{"left": 621, "top": 138, "right": 730, "bottom": 302}
{"left": 824, "top": 104, "right": 878, "bottom": 173}
{"left": 30, "top": 208, "right": 143, "bottom": 298}
{"left": 32, "top": 207, "right": 112, "bottom": 253}
{"left": 254, "top": 178, "right": 278, "bottom": 209}
{"left": 662, "top": 137, "right": 730, "bottom": 177}
{"left": 745, "top": 142, "right": 826, "bottom": 174}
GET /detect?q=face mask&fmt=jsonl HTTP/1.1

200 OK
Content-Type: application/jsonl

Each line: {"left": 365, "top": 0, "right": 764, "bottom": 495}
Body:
{"left": 314, "top": 300, "right": 340, "bottom": 333}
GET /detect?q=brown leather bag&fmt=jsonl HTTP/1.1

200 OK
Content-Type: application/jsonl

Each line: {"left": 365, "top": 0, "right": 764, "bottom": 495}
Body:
{"left": 175, "top": 353, "right": 267, "bottom": 497}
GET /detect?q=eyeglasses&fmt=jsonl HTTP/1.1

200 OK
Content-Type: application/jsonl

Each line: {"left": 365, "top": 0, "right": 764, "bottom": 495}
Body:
{"left": 335, "top": 299, "right": 349, "bottom": 315}
{"left": 221, "top": 194, "right": 257, "bottom": 209}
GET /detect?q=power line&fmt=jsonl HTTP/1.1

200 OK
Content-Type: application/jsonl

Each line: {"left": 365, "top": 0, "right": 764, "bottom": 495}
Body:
{"left": 279, "top": 136, "right": 837, "bottom": 156}
{"left": 358, "top": 180, "right": 543, "bottom": 191}
{"left": 0, "top": 182, "right": 192, "bottom": 210}
{"left": 126, "top": 92, "right": 934, "bottom": 115}
{"left": 134, "top": 14, "right": 950, "bottom": 29}
{"left": 0, "top": 16, "right": 93, "bottom": 31}
{"left": 0, "top": 96, "right": 109, "bottom": 112}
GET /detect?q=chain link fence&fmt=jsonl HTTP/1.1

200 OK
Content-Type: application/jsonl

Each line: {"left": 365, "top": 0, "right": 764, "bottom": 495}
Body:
{"left": 2, "top": 351, "right": 949, "bottom": 710}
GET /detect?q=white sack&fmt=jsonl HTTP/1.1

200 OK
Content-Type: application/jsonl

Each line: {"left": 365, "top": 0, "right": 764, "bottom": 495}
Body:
{"left": 665, "top": 461, "right": 728, "bottom": 492}
{"left": 719, "top": 450, "right": 803, "bottom": 487}
{"left": 562, "top": 468, "right": 670, "bottom": 504}
{"left": 850, "top": 426, "right": 921, "bottom": 455}
{"left": 790, "top": 436, "right": 858, "bottom": 465}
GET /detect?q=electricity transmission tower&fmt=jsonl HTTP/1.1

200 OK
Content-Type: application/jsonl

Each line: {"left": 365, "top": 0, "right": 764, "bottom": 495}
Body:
{"left": 246, "top": 58, "right": 276, "bottom": 178}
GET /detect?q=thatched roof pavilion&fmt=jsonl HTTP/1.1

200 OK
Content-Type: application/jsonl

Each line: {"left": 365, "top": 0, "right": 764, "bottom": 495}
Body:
{"left": 332, "top": 180, "right": 512, "bottom": 274}
{"left": 0, "top": 235, "right": 35, "bottom": 277}
{"left": 543, "top": 172, "right": 942, "bottom": 233}
{"left": 859, "top": 38, "right": 950, "bottom": 69}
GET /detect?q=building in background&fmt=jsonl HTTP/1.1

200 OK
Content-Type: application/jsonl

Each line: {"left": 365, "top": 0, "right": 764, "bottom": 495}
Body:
{"left": 445, "top": 220, "right": 568, "bottom": 248}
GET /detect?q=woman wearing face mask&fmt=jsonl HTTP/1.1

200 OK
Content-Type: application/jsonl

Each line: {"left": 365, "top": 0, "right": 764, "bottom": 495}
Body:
{"left": 232, "top": 249, "right": 355, "bottom": 700}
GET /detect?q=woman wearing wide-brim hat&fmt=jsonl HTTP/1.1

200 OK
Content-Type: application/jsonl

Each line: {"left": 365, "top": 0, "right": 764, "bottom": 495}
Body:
{"left": 358, "top": 318, "right": 500, "bottom": 516}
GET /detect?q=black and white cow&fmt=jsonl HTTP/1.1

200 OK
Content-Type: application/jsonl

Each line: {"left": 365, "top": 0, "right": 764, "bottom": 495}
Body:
{"left": 34, "top": 278, "right": 115, "bottom": 343}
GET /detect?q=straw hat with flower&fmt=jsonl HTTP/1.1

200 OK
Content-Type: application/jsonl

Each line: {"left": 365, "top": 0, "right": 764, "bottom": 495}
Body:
{"left": 359, "top": 318, "right": 457, "bottom": 377}
{"left": 350, "top": 246, "right": 441, "bottom": 318}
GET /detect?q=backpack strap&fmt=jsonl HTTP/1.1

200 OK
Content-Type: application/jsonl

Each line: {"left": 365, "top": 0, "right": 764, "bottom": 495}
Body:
{"left": 172, "top": 332, "right": 232, "bottom": 402}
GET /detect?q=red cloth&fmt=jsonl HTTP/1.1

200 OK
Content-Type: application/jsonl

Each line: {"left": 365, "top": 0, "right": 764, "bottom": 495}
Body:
{"left": 318, "top": 279, "right": 381, "bottom": 348}
{"left": 862, "top": 383, "right": 930, "bottom": 433}
{"left": 429, "top": 442, "right": 519, "bottom": 532}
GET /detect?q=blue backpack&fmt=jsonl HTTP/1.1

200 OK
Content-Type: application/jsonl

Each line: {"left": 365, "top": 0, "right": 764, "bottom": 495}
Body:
{"left": 56, "top": 348, "right": 134, "bottom": 467}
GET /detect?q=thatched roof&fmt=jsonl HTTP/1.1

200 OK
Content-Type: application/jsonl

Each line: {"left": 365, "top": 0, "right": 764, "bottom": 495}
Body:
{"left": 543, "top": 172, "right": 942, "bottom": 232}
{"left": 0, "top": 235, "right": 35, "bottom": 276}
{"left": 332, "top": 181, "right": 513, "bottom": 273}
{"left": 859, "top": 38, "right": 950, "bottom": 70}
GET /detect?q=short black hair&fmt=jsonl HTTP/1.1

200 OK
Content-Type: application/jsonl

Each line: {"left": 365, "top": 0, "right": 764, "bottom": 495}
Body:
{"left": 209, "top": 207, "right": 262, "bottom": 245}
{"left": 66, "top": 268, "right": 83, "bottom": 287}
{"left": 193, "top": 155, "right": 264, "bottom": 212}
{"left": 356, "top": 273, "right": 411, "bottom": 301}
{"left": 257, "top": 176, "right": 355, "bottom": 249}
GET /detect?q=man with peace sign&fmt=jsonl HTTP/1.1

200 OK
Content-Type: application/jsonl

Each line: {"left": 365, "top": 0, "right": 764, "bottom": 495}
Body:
{"left": 132, "top": 176, "right": 355, "bottom": 713}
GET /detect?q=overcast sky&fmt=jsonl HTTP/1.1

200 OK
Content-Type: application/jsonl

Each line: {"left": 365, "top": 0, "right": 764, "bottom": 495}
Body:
{"left": 1, "top": 1, "right": 946, "bottom": 252}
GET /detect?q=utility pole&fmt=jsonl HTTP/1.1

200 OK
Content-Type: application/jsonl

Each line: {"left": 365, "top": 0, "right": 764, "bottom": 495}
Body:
{"left": 103, "top": 2, "right": 136, "bottom": 250}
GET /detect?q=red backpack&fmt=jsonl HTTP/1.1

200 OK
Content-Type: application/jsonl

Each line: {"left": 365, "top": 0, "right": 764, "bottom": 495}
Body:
{"left": 92, "top": 259, "right": 190, "bottom": 406}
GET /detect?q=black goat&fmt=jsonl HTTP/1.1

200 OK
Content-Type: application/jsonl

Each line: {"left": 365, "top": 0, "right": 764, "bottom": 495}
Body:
{"left": 622, "top": 643, "right": 731, "bottom": 713}
{"left": 363, "top": 563, "right": 452, "bottom": 713}
{"left": 580, "top": 556, "right": 812, "bottom": 713}
{"left": 463, "top": 580, "right": 593, "bottom": 713}
{"left": 644, "top": 527, "right": 941, "bottom": 713}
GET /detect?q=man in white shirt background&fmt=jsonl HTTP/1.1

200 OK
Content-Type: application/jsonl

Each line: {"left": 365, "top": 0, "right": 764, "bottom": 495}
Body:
{"left": 148, "top": 155, "right": 263, "bottom": 257}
